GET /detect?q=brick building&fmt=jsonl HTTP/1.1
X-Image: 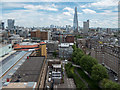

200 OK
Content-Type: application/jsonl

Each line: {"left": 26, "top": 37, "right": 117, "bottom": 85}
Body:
{"left": 31, "top": 30, "right": 51, "bottom": 40}
{"left": 65, "top": 36, "right": 74, "bottom": 43}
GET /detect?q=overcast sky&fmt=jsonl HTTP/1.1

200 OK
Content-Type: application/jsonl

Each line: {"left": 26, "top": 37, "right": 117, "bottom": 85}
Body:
{"left": 1, "top": 0, "right": 119, "bottom": 28}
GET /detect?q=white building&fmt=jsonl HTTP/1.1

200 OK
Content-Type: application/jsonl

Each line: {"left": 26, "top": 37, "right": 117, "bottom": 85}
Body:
{"left": 0, "top": 44, "right": 13, "bottom": 57}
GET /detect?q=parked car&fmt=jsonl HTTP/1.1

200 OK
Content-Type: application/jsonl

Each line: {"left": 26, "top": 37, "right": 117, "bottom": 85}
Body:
{"left": 48, "top": 78, "right": 51, "bottom": 82}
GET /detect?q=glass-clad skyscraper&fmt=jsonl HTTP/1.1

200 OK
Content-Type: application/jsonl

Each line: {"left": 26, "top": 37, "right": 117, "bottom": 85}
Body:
{"left": 73, "top": 7, "right": 78, "bottom": 32}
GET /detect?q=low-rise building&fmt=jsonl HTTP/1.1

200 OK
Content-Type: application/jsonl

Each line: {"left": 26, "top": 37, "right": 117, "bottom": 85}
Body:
{"left": 3, "top": 56, "right": 46, "bottom": 89}
{"left": 46, "top": 41, "right": 59, "bottom": 53}
{"left": 0, "top": 43, "right": 13, "bottom": 57}
{"left": 65, "top": 35, "right": 74, "bottom": 43}
{"left": 31, "top": 30, "right": 51, "bottom": 41}
{"left": 47, "top": 59, "right": 62, "bottom": 84}
{"left": 58, "top": 43, "right": 73, "bottom": 59}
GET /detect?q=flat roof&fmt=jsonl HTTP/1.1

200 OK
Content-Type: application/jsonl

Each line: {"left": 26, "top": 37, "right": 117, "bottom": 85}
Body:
{"left": 2, "top": 82, "right": 37, "bottom": 88}
{"left": 19, "top": 42, "right": 38, "bottom": 46}
{"left": 59, "top": 43, "right": 74, "bottom": 48}
{"left": 11, "top": 57, "right": 44, "bottom": 82}
{"left": 52, "top": 64, "right": 61, "bottom": 68}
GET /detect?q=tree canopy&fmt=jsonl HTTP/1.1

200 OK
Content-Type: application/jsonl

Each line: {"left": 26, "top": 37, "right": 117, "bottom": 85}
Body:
{"left": 91, "top": 64, "right": 108, "bottom": 82}
{"left": 79, "top": 55, "right": 98, "bottom": 74}
{"left": 72, "top": 47, "right": 84, "bottom": 65}
{"left": 100, "top": 79, "right": 120, "bottom": 89}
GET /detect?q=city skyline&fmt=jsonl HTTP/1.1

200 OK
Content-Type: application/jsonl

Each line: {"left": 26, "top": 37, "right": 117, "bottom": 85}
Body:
{"left": 1, "top": 0, "right": 118, "bottom": 28}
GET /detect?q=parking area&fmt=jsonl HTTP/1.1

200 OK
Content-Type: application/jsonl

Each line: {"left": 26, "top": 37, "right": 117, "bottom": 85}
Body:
{"left": 54, "top": 60, "right": 76, "bottom": 89}
{"left": 107, "top": 69, "right": 118, "bottom": 82}
{"left": 45, "top": 66, "right": 53, "bottom": 89}
{"left": 54, "top": 69, "right": 76, "bottom": 89}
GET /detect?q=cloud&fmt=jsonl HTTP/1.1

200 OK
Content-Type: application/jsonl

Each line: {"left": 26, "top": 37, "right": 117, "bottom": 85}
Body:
{"left": 98, "top": 10, "right": 117, "bottom": 16}
{"left": 82, "top": 9, "right": 96, "bottom": 14}
{"left": 2, "top": 2, "right": 25, "bottom": 9}
{"left": 2, "top": 0, "right": 94, "bottom": 2}
{"left": 2, "top": 2, "right": 118, "bottom": 28}
{"left": 91, "top": 0, "right": 118, "bottom": 7}
{"left": 63, "top": 12, "right": 71, "bottom": 16}
{"left": 63, "top": 7, "right": 74, "bottom": 14}
{"left": 78, "top": 12, "right": 82, "bottom": 15}
{"left": 24, "top": 4, "right": 58, "bottom": 11}
{"left": 80, "top": 5, "right": 86, "bottom": 8}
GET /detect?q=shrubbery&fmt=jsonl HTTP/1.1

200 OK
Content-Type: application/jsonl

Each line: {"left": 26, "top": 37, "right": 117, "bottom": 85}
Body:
{"left": 65, "top": 63, "right": 86, "bottom": 88}
{"left": 100, "top": 79, "right": 120, "bottom": 89}
{"left": 71, "top": 44, "right": 120, "bottom": 88}
{"left": 65, "top": 63, "right": 73, "bottom": 78}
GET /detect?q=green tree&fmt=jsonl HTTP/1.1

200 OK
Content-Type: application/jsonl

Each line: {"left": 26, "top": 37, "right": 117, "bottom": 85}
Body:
{"left": 101, "top": 79, "right": 120, "bottom": 89}
{"left": 79, "top": 55, "right": 98, "bottom": 74}
{"left": 72, "top": 44, "right": 77, "bottom": 52}
{"left": 53, "top": 51, "right": 57, "bottom": 57}
{"left": 91, "top": 64, "right": 108, "bottom": 82}
{"left": 65, "top": 63, "right": 73, "bottom": 78}
{"left": 72, "top": 48, "right": 84, "bottom": 64}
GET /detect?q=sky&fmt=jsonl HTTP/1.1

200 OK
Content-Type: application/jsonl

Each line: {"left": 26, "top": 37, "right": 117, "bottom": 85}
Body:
{"left": 1, "top": 0, "right": 119, "bottom": 28}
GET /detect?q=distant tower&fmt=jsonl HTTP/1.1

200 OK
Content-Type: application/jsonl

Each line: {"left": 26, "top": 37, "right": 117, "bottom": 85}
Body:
{"left": 7, "top": 19, "right": 15, "bottom": 30}
{"left": 0, "top": 21, "right": 4, "bottom": 30}
{"left": 73, "top": 7, "right": 78, "bottom": 32}
{"left": 83, "top": 20, "right": 89, "bottom": 33}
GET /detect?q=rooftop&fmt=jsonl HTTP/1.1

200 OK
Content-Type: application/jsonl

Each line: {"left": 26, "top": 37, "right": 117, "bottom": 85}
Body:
{"left": 59, "top": 43, "right": 74, "bottom": 48}
{"left": 11, "top": 57, "right": 44, "bottom": 82}
{"left": 52, "top": 64, "right": 61, "bottom": 69}
{"left": 2, "top": 82, "right": 37, "bottom": 88}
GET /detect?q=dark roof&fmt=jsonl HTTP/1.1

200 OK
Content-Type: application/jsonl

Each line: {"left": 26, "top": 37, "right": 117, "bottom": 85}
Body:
{"left": 11, "top": 57, "right": 44, "bottom": 82}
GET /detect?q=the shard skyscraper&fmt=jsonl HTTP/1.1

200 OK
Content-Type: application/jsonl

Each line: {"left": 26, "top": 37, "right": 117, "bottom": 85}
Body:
{"left": 73, "top": 7, "right": 78, "bottom": 32}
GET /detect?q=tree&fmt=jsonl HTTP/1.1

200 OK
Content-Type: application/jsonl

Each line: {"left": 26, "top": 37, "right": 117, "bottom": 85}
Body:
{"left": 91, "top": 64, "right": 108, "bottom": 82}
{"left": 72, "top": 44, "right": 77, "bottom": 52}
{"left": 65, "top": 63, "right": 73, "bottom": 78}
{"left": 72, "top": 48, "right": 84, "bottom": 64}
{"left": 100, "top": 79, "right": 120, "bottom": 89}
{"left": 79, "top": 55, "right": 98, "bottom": 74}
{"left": 53, "top": 51, "right": 57, "bottom": 57}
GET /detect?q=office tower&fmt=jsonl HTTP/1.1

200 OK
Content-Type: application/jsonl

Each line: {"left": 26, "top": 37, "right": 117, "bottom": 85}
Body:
{"left": 73, "top": 7, "right": 78, "bottom": 32}
{"left": 7, "top": 19, "right": 15, "bottom": 30}
{"left": 0, "top": 21, "right": 4, "bottom": 30}
{"left": 83, "top": 20, "right": 89, "bottom": 33}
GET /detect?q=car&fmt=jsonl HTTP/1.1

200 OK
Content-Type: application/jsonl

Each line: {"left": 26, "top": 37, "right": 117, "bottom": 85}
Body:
{"left": 48, "top": 78, "right": 51, "bottom": 82}
{"left": 65, "top": 59, "right": 68, "bottom": 62}
{"left": 65, "top": 59, "right": 68, "bottom": 64}
{"left": 114, "top": 75, "right": 118, "bottom": 81}
{"left": 49, "top": 72, "right": 52, "bottom": 75}
{"left": 46, "top": 86, "right": 50, "bottom": 88}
